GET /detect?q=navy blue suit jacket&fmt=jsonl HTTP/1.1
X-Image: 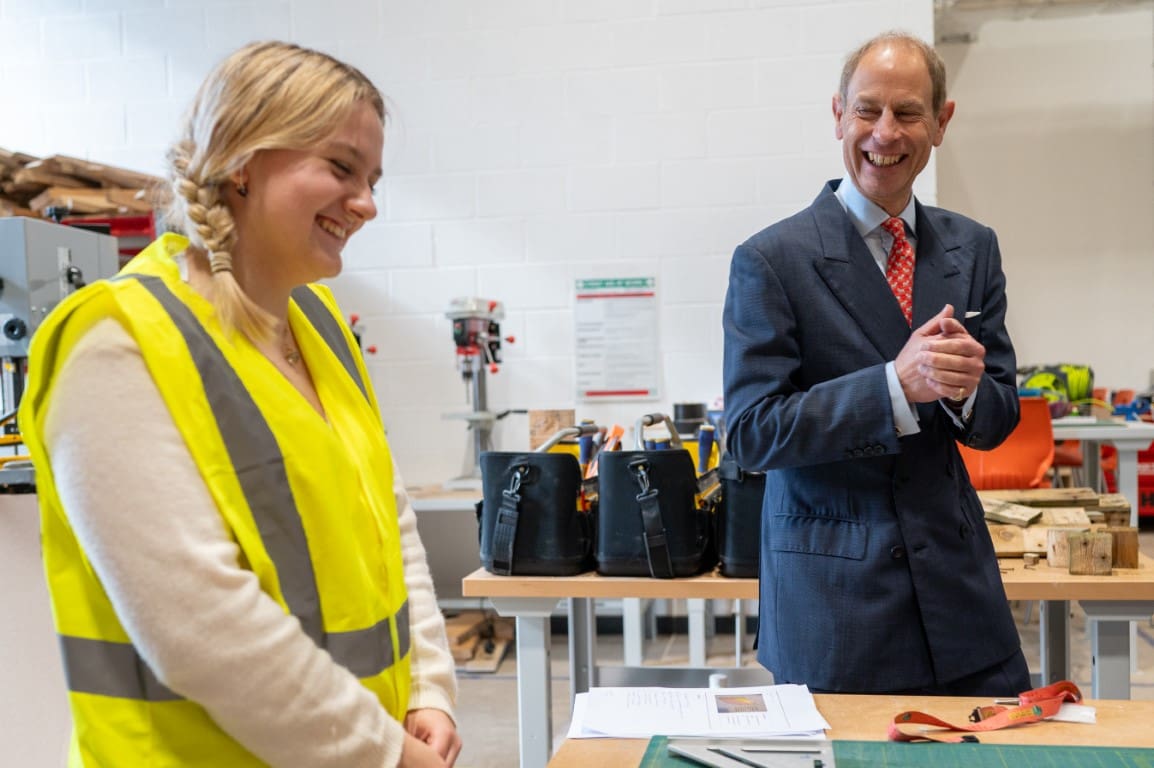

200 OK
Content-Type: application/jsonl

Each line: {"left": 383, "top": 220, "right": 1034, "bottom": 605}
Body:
{"left": 722, "top": 181, "right": 1022, "bottom": 692}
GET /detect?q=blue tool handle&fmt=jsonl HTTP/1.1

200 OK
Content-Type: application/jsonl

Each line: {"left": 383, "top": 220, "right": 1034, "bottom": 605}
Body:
{"left": 579, "top": 433, "right": 594, "bottom": 468}
{"left": 697, "top": 425, "right": 714, "bottom": 474}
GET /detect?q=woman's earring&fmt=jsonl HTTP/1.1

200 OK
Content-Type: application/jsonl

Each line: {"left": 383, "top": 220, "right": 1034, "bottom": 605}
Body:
{"left": 235, "top": 182, "right": 248, "bottom": 198}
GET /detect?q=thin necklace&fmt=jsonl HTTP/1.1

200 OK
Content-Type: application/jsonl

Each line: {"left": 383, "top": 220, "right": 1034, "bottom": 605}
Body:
{"left": 282, "top": 327, "right": 301, "bottom": 366}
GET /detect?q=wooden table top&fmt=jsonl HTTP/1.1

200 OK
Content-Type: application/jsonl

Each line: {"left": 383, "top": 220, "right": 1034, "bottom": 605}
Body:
{"left": 998, "top": 552, "right": 1154, "bottom": 600}
{"left": 462, "top": 553, "right": 1154, "bottom": 602}
{"left": 546, "top": 694, "right": 1154, "bottom": 766}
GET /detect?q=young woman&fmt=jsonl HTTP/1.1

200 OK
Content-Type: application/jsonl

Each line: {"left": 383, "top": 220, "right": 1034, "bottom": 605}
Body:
{"left": 21, "top": 41, "right": 461, "bottom": 768}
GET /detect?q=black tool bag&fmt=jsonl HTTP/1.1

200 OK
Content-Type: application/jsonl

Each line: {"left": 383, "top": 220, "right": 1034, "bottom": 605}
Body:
{"left": 477, "top": 451, "right": 595, "bottom": 576}
{"left": 596, "top": 450, "right": 715, "bottom": 578}
{"left": 715, "top": 455, "right": 765, "bottom": 578}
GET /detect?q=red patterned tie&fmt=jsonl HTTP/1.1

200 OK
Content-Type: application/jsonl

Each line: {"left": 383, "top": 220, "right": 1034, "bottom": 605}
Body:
{"left": 881, "top": 216, "right": 914, "bottom": 325}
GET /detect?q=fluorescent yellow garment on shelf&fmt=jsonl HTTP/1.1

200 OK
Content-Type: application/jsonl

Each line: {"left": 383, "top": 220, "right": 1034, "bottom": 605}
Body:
{"left": 21, "top": 234, "right": 411, "bottom": 766}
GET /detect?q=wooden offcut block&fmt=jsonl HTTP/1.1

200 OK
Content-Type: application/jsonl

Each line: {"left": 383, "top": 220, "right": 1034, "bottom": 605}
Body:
{"left": 1023, "top": 552, "right": 1041, "bottom": 568}
{"left": 1088, "top": 493, "right": 1132, "bottom": 528}
{"left": 528, "top": 409, "right": 575, "bottom": 450}
{"left": 463, "top": 637, "right": 510, "bottom": 673}
{"left": 1021, "top": 526, "right": 1050, "bottom": 554}
{"left": 1038, "top": 507, "right": 1092, "bottom": 526}
{"left": 443, "top": 611, "right": 489, "bottom": 662}
{"left": 1107, "top": 526, "right": 1140, "bottom": 569}
{"left": 980, "top": 487, "right": 1099, "bottom": 507}
{"left": 1046, "top": 527, "right": 1088, "bottom": 568}
{"left": 1067, "top": 531, "right": 1112, "bottom": 576}
{"left": 981, "top": 498, "right": 1041, "bottom": 527}
{"left": 988, "top": 524, "right": 1025, "bottom": 557}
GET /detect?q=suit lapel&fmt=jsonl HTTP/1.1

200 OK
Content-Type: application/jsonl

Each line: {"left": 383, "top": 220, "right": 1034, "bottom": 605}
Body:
{"left": 911, "top": 200, "right": 971, "bottom": 328}
{"left": 811, "top": 186, "right": 910, "bottom": 361}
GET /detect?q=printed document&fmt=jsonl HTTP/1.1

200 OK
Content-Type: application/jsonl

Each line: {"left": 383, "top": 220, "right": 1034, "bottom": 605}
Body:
{"left": 567, "top": 684, "right": 830, "bottom": 739}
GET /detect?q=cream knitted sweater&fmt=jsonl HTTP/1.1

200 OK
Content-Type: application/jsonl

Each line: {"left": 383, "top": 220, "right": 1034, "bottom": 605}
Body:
{"left": 43, "top": 318, "right": 457, "bottom": 768}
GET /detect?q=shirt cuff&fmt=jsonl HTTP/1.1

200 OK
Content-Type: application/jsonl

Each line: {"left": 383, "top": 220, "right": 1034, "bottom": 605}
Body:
{"left": 885, "top": 361, "right": 920, "bottom": 437}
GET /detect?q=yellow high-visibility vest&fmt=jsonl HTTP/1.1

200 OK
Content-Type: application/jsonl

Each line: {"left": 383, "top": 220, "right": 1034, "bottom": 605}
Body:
{"left": 21, "top": 234, "right": 411, "bottom": 766}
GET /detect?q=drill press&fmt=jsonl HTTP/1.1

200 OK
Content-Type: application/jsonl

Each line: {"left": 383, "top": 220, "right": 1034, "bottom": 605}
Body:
{"left": 444, "top": 297, "right": 512, "bottom": 489}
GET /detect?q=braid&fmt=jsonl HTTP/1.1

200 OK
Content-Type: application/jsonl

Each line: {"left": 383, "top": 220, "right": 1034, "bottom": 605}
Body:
{"left": 166, "top": 141, "right": 274, "bottom": 341}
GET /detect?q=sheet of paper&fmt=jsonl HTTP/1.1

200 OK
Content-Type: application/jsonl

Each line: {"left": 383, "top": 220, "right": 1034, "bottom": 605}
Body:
{"left": 568, "top": 684, "right": 830, "bottom": 739}
{"left": 1053, "top": 703, "right": 1096, "bottom": 724}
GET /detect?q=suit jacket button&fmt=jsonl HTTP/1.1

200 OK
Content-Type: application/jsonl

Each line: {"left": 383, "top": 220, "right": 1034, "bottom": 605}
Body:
{"left": 890, "top": 545, "right": 906, "bottom": 560}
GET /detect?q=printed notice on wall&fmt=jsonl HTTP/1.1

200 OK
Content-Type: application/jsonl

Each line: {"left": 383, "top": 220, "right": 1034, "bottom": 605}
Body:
{"left": 575, "top": 277, "right": 659, "bottom": 401}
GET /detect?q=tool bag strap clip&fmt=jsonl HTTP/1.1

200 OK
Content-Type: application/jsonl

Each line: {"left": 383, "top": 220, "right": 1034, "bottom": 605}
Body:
{"left": 491, "top": 463, "right": 531, "bottom": 576}
{"left": 628, "top": 458, "right": 674, "bottom": 579}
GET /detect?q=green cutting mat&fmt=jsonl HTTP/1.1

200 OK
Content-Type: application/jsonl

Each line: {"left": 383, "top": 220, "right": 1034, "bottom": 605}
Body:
{"left": 641, "top": 735, "right": 1154, "bottom": 768}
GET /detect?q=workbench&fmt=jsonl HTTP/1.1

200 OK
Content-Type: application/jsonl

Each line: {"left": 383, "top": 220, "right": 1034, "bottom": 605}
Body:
{"left": 546, "top": 693, "right": 1154, "bottom": 767}
{"left": 462, "top": 555, "right": 1154, "bottom": 768}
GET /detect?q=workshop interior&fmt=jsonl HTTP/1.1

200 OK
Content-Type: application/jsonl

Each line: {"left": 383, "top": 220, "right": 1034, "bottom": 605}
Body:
{"left": 2, "top": 1, "right": 1154, "bottom": 767}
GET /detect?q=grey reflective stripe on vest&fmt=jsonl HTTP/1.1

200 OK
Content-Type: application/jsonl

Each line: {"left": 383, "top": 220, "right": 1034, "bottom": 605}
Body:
{"left": 135, "top": 275, "right": 324, "bottom": 644}
{"left": 326, "top": 599, "right": 411, "bottom": 678}
{"left": 291, "top": 285, "right": 368, "bottom": 403}
{"left": 59, "top": 276, "right": 408, "bottom": 702}
{"left": 59, "top": 635, "right": 181, "bottom": 702}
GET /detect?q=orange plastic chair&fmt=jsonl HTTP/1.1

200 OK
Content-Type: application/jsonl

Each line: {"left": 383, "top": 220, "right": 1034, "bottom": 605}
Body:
{"left": 1113, "top": 389, "right": 1136, "bottom": 406}
{"left": 958, "top": 398, "right": 1055, "bottom": 490}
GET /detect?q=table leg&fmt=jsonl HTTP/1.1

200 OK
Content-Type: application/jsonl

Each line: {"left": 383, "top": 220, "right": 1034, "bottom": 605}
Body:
{"left": 568, "top": 597, "right": 596, "bottom": 704}
{"left": 734, "top": 599, "right": 744, "bottom": 664}
{"left": 688, "top": 598, "right": 707, "bottom": 667}
{"left": 1080, "top": 600, "right": 1154, "bottom": 700}
{"left": 487, "top": 596, "right": 561, "bottom": 768}
{"left": 1090, "top": 620, "right": 1130, "bottom": 700}
{"left": 623, "top": 597, "right": 646, "bottom": 666}
{"left": 1115, "top": 447, "right": 1140, "bottom": 528}
{"left": 1038, "top": 600, "right": 1069, "bottom": 685}
{"left": 1083, "top": 439, "right": 1101, "bottom": 492}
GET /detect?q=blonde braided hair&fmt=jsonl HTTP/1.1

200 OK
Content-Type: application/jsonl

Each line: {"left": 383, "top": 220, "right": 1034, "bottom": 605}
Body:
{"left": 163, "top": 41, "right": 385, "bottom": 342}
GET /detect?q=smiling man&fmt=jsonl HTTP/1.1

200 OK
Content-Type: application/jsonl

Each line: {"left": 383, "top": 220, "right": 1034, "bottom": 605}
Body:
{"left": 722, "top": 32, "right": 1029, "bottom": 695}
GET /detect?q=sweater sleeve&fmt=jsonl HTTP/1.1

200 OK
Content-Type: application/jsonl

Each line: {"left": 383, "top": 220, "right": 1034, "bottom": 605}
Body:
{"left": 43, "top": 318, "right": 407, "bottom": 768}
{"left": 392, "top": 463, "right": 458, "bottom": 717}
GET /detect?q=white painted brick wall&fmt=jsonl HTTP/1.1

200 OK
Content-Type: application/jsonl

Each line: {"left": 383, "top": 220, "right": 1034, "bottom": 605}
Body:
{"left": 476, "top": 169, "right": 566, "bottom": 216}
{"left": 434, "top": 219, "right": 524, "bottom": 266}
{"left": 1, "top": 0, "right": 943, "bottom": 484}
{"left": 44, "top": 14, "right": 122, "bottom": 60}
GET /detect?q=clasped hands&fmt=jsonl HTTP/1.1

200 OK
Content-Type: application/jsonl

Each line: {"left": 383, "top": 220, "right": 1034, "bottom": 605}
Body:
{"left": 400, "top": 708, "right": 461, "bottom": 768}
{"left": 895, "top": 304, "right": 984, "bottom": 405}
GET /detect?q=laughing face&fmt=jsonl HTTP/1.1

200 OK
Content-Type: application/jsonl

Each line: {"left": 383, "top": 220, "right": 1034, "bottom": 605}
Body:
{"left": 832, "top": 41, "right": 954, "bottom": 216}
{"left": 231, "top": 99, "right": 383, "bottom": 293}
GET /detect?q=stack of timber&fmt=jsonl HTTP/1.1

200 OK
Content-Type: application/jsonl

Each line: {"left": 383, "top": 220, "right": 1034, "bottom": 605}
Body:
{"left": 442, "top": 610, "right": 513, "bottom": 673}
{"left": 982, "top": 488, "right": 1139, "bottom": 575}
{"left": 0, "top": 146, "right": 166, "bottom": 219}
